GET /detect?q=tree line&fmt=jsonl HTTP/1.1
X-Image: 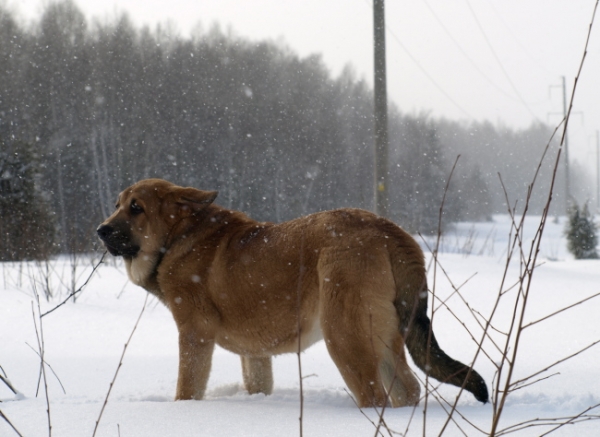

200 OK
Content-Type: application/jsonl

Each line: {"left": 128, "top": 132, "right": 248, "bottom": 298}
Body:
{"left": 0, "top": 0, "right": 580, "bottom": 259}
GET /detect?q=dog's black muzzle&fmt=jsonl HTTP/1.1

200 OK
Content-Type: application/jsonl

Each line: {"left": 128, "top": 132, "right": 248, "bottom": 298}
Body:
{"left": 97, "top": 224, "right": 140, "bottom": 257}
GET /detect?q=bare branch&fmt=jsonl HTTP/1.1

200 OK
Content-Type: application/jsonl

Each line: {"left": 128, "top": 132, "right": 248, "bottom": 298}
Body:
{"left": 538, "top": 403, "right": 600, "bottom": 436}
{"left": 368, "top": 315, "right": 395, "bottom": 437}
{"left": 0, "top": 410, "right": 24, "bottom": 437}
{"left": 489, "top": 5, "right": 599, "bottom": 430}
{"left": 343, "top": 389, "right": 387, "bottom": 437}
{"left": 427, "top": 156, "right": 463, "bottom": 436}
{"left": 41, "top": 252, "right": 106, "bottom": 318}
{"left": 523, "top": 291, "right": 600, "bottom": 329}
{"left": 24, "top": 343, "right": 66, "bottom": 395}
{"left": 296, "top": 231, "right": 306, "bottom": 437}
{"left": 507, "top": 372, "right": 559, "bottom": 393}
{"left": 31, "top": 287, "right": 51, "bottom": 437}
{"left": 0, "top": 369, "right": 18, "bottom": 396}
{"left": 494, "top": 404, "right": 600, "bottom": 436}
{"left": 509, "top": 339, "right": 600, "bottom": 390}
{"left": 92, "top": 294, "right": 148, "bottom": 437}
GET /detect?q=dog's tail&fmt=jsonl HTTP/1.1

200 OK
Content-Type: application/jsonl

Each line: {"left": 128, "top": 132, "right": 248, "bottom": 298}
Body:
{"left": 394, "top": 261, "right": 489, "bottom": 403}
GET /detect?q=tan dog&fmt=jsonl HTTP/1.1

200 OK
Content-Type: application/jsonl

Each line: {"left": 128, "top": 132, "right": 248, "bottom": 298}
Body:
{"left": 97, "top": 179, "right": 488, "bottom": 407}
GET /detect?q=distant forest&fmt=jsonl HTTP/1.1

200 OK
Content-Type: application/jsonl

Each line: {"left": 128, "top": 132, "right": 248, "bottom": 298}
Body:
{"left": 0, "top": 0, "right": 587, "bottom": 258}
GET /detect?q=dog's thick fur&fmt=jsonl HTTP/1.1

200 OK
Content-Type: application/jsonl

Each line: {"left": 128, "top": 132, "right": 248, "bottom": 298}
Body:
{"left": 97, "top": 179, "right": 488, "bottom": 407}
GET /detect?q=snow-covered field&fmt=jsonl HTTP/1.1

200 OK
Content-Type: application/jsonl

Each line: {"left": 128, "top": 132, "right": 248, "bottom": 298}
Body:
{"left": 1, "top": 214, "right": 599, "bottom": 436}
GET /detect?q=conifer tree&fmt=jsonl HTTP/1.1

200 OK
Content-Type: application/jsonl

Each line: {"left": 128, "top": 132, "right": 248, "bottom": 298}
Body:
{"left": 565, "top": 202, "right": 598, "bottom": 259}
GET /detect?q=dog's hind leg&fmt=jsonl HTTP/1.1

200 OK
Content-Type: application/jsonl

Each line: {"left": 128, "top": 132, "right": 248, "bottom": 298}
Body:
{"left": 241, "top": 356, "right": 274, "bottom": 395}
{"left": 320, "top": 276, "right": 396, "bottom": 408}
{"left": 379, "top": 333, "right": 420, "bottom": 407}
{"left": 321, "top": 325, "right": 388, "bottom": 407}
{"left": 318, "top": 253, "right": 396, "bottom": 407}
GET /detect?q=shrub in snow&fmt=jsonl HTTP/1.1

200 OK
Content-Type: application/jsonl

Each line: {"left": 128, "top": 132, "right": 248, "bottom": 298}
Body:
{"left": 565, "top": 201, "right": 598, "bottom": 259}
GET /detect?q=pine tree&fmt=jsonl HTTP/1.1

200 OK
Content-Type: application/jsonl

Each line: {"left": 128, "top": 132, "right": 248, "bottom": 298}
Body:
{"left": 565, "top": 202, "right": 598, "bottom": 259}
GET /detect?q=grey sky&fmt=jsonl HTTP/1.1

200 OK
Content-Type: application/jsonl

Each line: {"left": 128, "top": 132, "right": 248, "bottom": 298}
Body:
{"left": 12, "top": 0, "right": 600, "bottom": 180}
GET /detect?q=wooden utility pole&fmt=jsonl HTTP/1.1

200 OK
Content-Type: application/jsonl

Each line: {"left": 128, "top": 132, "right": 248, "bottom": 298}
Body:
{"left": 597, "top": 130, "right": 599, "bottom": 210}
{"left": 373, "top": 0, "right": 389, "bottom": 217}
{"left": 562, "top": 76, "right": 572, "bottom": 212}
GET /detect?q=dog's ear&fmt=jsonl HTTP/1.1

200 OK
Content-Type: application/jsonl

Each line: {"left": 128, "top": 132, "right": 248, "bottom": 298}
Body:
{"left": 173, "top": 187, "right": 218, "bottom": 215}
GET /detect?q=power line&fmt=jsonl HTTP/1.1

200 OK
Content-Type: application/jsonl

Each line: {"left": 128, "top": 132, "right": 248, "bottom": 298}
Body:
{"left": 387, "top": 27, "right": 474, "bottom": 119}
{"left": 421, "top": 0, "right": 524, "bottom": 103}
{"left": 485, "top": 0, "right": 555, "bottom": 76}
{"left": 465, "top": 0, "right": 542, "bottom": 123}
{"left": 362, "top": 0, "right": 474, "bottom": 119}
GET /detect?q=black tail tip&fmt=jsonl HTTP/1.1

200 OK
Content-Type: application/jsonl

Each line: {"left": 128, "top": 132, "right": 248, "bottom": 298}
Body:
{"left": 470, "top": 378, "right": 489, "bottom": 404}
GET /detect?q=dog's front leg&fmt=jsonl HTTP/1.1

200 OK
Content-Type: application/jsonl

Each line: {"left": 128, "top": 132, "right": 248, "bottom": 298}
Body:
{"left": 175, "top": 326, "right": 215, "bottom": 400}
{"left": 241, "top": 356, "right": 274, "bottom": 395}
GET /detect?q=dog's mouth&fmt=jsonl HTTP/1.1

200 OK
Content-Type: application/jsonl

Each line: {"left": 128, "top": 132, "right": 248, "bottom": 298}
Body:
{"left": 103, "top": 242, "right": 140, "bottom": 257}
{"left": 97, "top": 224, "right": 140, "bottom": 257}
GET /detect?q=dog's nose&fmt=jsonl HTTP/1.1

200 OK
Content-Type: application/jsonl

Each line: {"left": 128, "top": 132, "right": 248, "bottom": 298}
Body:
{"left": 97, "top": 224, "right": 114, "bottom": 240}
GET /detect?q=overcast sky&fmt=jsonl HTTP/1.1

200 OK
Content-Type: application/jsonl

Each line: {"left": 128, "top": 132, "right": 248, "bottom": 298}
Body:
{"left": 11, "top": 0, "right": 600, "bottom": 180}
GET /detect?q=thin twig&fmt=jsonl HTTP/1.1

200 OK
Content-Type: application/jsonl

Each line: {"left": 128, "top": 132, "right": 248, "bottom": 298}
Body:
{"left": 295, "top": 231, "right": 306, "bottom": 437}
{"left": 489, "top": 3, "right": 599, "bottom": 432}
{"left": 431, "top": 157, "right": 487, "bottom": 436}
{"left": 522, "top": 290, "right": 600, "bottom": 329}
{"left": 421, "top": 234, "right": 509, "bottom": 362}
{"left": 507, "top": 372, "right": 559, "bottom": 392}
{"left": 92, "top": 294, "right": 149, "bottom": 437}
{"left": 509, "top": 339, "right": 600, "bottom": 390}
{"left": 0, "top": 371, "right": 18, "bottom": 396}
{"left": 483, "top": 178, "right": 538, "bottom": 419}
{"left": 494, "top": 402, "right": 600, "bottom": 436}
{"left": 41, "top": 252, "right": 106, "bottom": 318}
{"left": 429, "top": 293, "right": 498, "bottom": 366}
{"left": 402, "top": 401, "right": 420, "bottom": 437}
{"left": 409, "top": 374, "right": 472, "bottom": 437}
{"left": 24, "top": 343, "right": 66, "bottom": 395}
{"left": 0, "top": 410, "right": 24, "bottom": 437}
{"left": 425, "top": 155, "right": 461, "bottom": 437}
{"left": 369, "top": 314, "right": 394, "bottom": 437}
{"left": 373, "top": 306, "right": 420, "bottom": 437}
{"left": 538, "top": 402, "right": 600, "bottom": 436}
{"left": 31, "top": 287, "right": 51, "bottom": 437}
{"left": 344, "top": 389, "right": 387, "bottom": 437}
{"left": 491, "top": 174, "right": 549, "bottom": 432}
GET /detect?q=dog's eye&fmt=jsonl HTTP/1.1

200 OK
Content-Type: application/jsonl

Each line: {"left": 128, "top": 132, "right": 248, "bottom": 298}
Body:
{"left": 130, "top": 201, "right": 143, "bottom": 215}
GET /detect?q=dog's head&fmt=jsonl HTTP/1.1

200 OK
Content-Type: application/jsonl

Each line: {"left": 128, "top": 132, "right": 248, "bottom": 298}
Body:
{"left": 97, "top": 179, "right": 218, "bottom": 259}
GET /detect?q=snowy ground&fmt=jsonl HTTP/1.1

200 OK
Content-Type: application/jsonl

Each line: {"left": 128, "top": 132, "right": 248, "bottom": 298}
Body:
{"left": 1, "top": 214, "right": 599, "bottom": 436}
